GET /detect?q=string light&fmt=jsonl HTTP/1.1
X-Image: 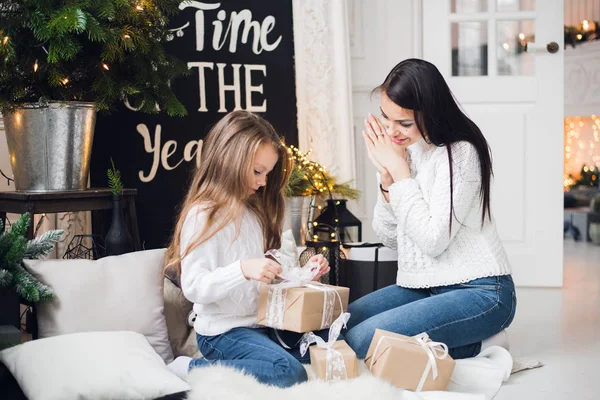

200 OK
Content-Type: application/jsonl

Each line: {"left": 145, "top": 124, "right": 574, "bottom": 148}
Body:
{"left": 2, "top": 36, "right": 8, "bottom": 45}
{"left": 124, "top": 34, "right": 131, "bottom": 39}
{"left": 102, "top": 63, "right": 109, "bottom": 70}
{"left": 33, "top": 59, "right": 38, "bottom": 72}
{"left": 62, "top": 78, "right": 69, "bottom": 85}
{"left": 564, "top": 116, "right": 600, "bottom": 190}
{"left": 286, "top": 144, "right": 333, "bottom": 197}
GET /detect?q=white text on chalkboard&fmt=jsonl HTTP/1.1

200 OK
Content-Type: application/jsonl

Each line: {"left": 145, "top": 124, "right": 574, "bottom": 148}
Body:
{"left": 137, "top": 123, "right": 204, "bottom": 183}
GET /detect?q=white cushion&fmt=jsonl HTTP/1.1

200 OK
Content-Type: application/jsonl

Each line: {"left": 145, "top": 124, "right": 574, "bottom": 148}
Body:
{"left": 24, "top": 249, "right": 174, "bottom": 363}
{"left": 0, "top": 331, "right": 190, "bottom": 400}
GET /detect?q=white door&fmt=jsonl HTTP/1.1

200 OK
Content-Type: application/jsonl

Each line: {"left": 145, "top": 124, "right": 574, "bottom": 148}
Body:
{"left": 423, "top": 0, "right": 564, "bottom": 287}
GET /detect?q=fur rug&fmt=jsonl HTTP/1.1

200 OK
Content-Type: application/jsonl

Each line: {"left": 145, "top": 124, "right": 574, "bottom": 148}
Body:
{"left": 185, "top": 363, "right": 485, "bottom": 400}
{"left": 183, "top": 347, "right": 543, "bottom": 400}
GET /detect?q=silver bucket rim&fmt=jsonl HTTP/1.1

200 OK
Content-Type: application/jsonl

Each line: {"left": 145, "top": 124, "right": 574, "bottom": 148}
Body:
{"left": 6, "top": 101, "right": 97, "bottom": 111}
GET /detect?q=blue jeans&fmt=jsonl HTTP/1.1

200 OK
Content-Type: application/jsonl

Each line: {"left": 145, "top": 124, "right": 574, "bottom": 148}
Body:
{"left": 189, "top": 327, "right": 331, "bottom": 387}
{"left": 345, "top": 275, "right": 516, "bottom": 360}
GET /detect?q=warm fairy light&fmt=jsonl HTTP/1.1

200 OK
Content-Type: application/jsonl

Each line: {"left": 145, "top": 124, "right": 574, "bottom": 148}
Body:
{"left": 503, "top": 43, "right": 510, "bottom": 50}
{"left": 519, "top": 33, "right": 525, "bottom": 40}
{"left": 124, "top": 34, "right": 131, "bottom": 39}
{"left": 577, "top": 34, "right": 583, "bottom": 40}
{"left": 313, "top": 222, "right": 318, "bottom": 226}
{"left": 102, "top": 63, "right": 110, "bottom": 70}
{"left": 33, "top": 59, "right": 38, "bottom": 72}
{"left": 313, "top": 235, "right": 318, "bottom": 240}
{"left": 583, "top": 20, "right": 590, "bottom": 31}
{"left": 62, "top": 78, "right": 69, "bottom": 84}
{"left": 2, "top": 36, "right": 8, "bottom": 45}
{"left": 286, "top": 144, "right": 335, "bottom": 196}
{"left": 564, "top": 117, "right": 600, "bottom": 190}
{"left": 136, "top": 5, "right": 144, "bottom": 11}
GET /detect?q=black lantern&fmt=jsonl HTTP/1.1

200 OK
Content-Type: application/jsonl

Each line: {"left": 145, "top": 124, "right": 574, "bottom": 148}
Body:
{"left": 299, "top": 239, "right": 345, "bottom": 286}
{"left": 314, "top": 199, "right": 362, "bottom": 243}
{"left": 63, "top": 234, "right": 105, "bottom": 260}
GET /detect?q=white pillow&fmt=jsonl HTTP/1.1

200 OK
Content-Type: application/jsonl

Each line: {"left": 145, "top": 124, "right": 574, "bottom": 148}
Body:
{"left": 24, "top": 249, "right": 174, "bottom": 363}
{"left": 0, "top": 331, "right": 190, "bottom": 400}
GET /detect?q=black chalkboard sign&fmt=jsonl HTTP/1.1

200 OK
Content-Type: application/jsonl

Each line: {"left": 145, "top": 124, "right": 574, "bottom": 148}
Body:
{"left": 90, "top": 0, "right": 298, "bottom": 249}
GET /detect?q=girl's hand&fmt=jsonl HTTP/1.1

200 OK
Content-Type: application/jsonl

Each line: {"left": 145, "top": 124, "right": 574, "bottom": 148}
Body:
{"left": 241, "top": 258, "right": 282, "bottom": 283}
{"left": 362, "top": 113, "right": 407, "bottom": 182}
{"left": 308, "top": 254, "right": 330, "bottom": 281}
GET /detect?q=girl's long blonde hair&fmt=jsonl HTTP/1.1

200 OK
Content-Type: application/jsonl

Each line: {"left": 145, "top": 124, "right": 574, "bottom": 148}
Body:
{"left": 164, "top": 111, "right": 293, "bottom": 278}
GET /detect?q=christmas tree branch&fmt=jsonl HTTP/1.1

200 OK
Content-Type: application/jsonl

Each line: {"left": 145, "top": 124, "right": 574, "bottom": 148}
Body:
{"left": 24, "top": 229, "right": 64, "bottom": 259}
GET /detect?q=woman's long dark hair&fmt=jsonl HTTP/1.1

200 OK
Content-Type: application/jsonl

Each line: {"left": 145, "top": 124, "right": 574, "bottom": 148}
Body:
{"left": 376, "top": 58, "right": 493, "bottom": 232}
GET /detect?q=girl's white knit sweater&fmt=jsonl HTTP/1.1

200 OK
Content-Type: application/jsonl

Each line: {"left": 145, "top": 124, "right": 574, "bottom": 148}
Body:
{"left": 373, "top": 139, "right": 512, "bottom": 288}
{"left": 180, "top": 205, "right": 264, "bottom": 336}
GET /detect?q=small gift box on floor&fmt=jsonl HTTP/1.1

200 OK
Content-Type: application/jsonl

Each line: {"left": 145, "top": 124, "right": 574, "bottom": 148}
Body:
{"left": 256, "top": 284, "right": 349, "bottom": 333}
{"left": 301, "top": 313, "right": 358, "bottom": 381}
{"left": 309, "top": 340, "right": 358, "bottom": 380}
{"left": 364, "top": 329, "right": 455, "bottom": 391}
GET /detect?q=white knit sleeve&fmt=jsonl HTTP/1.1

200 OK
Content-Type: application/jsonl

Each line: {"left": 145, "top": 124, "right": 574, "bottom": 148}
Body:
{"left": 179, "top": 208, "right": 248, "bottom": 305}
{"left": 372, "top": 173, "right": 398, "bottom": 250}
{"left": 388, "top": 142, "right": 482, "bottom": 257}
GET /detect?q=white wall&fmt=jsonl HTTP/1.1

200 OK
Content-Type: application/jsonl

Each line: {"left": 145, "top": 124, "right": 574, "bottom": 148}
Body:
{"left": 349, "top": 0, "right": 422, "bottom": 242}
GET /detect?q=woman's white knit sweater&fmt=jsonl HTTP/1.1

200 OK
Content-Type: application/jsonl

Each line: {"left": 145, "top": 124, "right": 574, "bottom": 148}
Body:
{"left": 374, "top": 139, "right": 512, "bottom": 288}
{"left": 180, "top": 205, "right": 264, "bottom": 336}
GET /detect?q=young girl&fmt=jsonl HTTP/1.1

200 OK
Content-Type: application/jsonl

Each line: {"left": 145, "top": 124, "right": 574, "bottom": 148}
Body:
{"left": 164, "top": 111, "right": 330, "bottom": 386}
{"left": 345, "top": 59, "right": 517, "bottom": 360}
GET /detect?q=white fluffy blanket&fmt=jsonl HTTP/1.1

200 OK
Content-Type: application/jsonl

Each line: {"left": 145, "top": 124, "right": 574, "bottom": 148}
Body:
{"left": 185, "top": 347, "right": 523, "bottom": 400}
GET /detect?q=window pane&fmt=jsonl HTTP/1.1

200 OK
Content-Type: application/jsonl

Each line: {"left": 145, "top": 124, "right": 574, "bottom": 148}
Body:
{"left": 451, "top": 22, "right": 488, "bottom": 76}
{"left": 496, "top": 0, "right": 535, "bottom": 12}
{"left": 451, "top": 0, "right": 487, "bottom": 13}
{"left": 497, "top": 20, "right": 535, "bottom": 76}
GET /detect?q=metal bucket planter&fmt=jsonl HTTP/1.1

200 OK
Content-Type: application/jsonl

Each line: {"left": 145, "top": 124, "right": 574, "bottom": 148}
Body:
{"left": 284, "top": 196, "right": 314, "bottom": 246}
{"left": 3, "top": 102, "right": 97, "bottom": 192}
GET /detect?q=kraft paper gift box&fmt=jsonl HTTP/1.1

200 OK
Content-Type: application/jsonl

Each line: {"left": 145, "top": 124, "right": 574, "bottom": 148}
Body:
{"left": 309, "top": 340, "right": 358, "bottom": 381}
{"left": 364, "top": 328, "right": 455, "bottom": 391}
{"left": 256, "top": 284, "right": 349, "bottom": 333}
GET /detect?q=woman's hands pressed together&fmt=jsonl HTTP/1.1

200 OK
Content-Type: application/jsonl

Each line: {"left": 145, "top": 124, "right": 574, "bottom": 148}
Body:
{"left": 362, "top": 113, "right": 411, "bottom": 186}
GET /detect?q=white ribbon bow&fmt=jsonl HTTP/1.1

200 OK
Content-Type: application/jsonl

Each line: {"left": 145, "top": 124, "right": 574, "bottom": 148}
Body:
{"left": 299, "top": 312, "right": 351, "bottom": 381}
{"left": 369, "top": 332, "right": 449, "bottom": 392}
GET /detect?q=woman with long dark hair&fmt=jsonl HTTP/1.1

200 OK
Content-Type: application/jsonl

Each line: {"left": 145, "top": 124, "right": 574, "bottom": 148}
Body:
{"left": 345, "top": 59, "right": 516, "bottom": 360}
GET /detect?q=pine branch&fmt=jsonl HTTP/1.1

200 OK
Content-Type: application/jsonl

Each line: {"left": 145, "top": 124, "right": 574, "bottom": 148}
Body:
{"left": 9, "top": 213, "right": 30, "bottom": 239}
{"left": 47, "top": 8, "right": 87, "bottom": 35}
{"left": 332, "top": 182, "right": 361, "bottom": 200}
{"left": 24, "top": 229, "right": 64, "bottom": 259}
{"left": 0, "top": 269, "right": 13, "bottom": 288}
{"left": 12, "top": 264, "right": 46, "bottom": 302}
{"left": 84, "top": 13, "right": 106, "bottom": 43}
{"left": 3, "top": 235, "right": 27, "bottom": 269}
{"left": 108, "top": 158, "right": 123, "bottom": 195}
